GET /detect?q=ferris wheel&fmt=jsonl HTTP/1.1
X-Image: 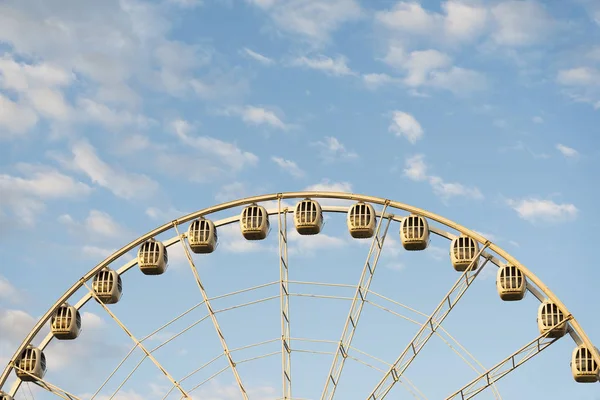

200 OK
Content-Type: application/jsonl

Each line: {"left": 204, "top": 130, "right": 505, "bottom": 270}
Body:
{"left": 1, "top": 191, "right": 598, "bottom": 400}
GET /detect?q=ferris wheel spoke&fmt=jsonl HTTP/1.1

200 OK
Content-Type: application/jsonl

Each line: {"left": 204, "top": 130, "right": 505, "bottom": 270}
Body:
{"left": 365, "top": 241, "right": 491, "bottom": 400}
{"left": 277, "top": 198, "right": 293, "bottom": 400}
{"left": 445, "top": 316, "right": 573, "bottom": 400}
{"left": 321, "top": 204, "right": 392, "bottom": 400}
{"left": 11, "top": 365, "right": 80, "bottom": 400}
{"left": 173, "top": 223, "right": 249, "bottom": 400}
{"left": 83, "top": 282, "right": 191, "bottom": 399}
{"left": 365, "top": 291, "right": 501, "bottom": 399}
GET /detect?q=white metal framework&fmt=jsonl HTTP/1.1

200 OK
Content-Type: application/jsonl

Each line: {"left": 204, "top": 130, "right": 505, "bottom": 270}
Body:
{"left": 1, "top": 192, "right": 597, "bottom": 400}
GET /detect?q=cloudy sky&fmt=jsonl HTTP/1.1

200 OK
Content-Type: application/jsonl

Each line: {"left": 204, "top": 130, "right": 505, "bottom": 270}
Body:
{"left": 0, "top": 0, "right": 598, "bottom": 399}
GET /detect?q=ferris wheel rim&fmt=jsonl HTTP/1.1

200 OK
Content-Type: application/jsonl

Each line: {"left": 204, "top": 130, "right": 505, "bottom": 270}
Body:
{"left": 1, "top": 191, "right": 597, "bottom": 394}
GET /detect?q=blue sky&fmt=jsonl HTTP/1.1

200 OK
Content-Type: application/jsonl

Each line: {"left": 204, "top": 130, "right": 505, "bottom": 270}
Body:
{"left": 0, "top": 0, "right": 599, "bottom": 398}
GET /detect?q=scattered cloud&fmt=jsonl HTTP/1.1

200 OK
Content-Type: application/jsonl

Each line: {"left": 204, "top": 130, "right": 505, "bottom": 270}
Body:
{"left": 490, "top": 1, "right": 556, "bottom": 46}
{"left": 171, "top": 119, "right": 260, "bottom": 171}
{"left": 556, "top": 67, "right": 600, "bottom": 108}
{"left": 311, "top": 136, "right": 358, "bottom": 162}
{"left": 220, "top": 106, "right": 289, "bottom": 130}
{"left": 146, "top": 206, "right": 188, "bottom": 221}
{"left": 57, "top": 140, "right": 159, "bottom": 200}
{"left": 58, "top": 210, "right": 128, "bottom": 239}
{"left": 304, "top": 179, "right": 352, "bottom": 193}
{"left": 380, "top": 45, "right": 487, "bottom": 95}
{"left": 557, "top": 67, "right": 600, "bottom": 86}
{"left": 362, "top": 73, "right": 398, "bottom": 89}
{"left": 404, "top": 155, "right": 483, "bottom": 200}
{"left": 271, "top": 157, "right": 306, "bottom": 178}
{"left": 532, "top": 116, "right": 544, "bottom": 124}
{"left": 0, "top": 276, "right": 23, "bottom": 304}
{"left": 403, "top": 154, "right": 428, "bottom": 181}
{"left": 0, "top": 164, "right": 91, "bottom": 225}
{"left": 287, "top": 229, "right": 347, "bottom": 256}
{"left": 246, "top": 0, "right": 362, "bottom": 45}
{"left": 290, "top": 54, "right": 356, "bottom": 76}
{"left": 507, "top": 198, "right": 578, "bottom": 223}
{"left": 556, "top": 144, "right": 579, "bottom": 158}
{"left": 389, "top": 111, "right": 424, "bottom": 144}
{"left": 375, "top": 0, "right": 556, "bottom": 47}
{"left": 241, "top": 48, "right": 275, "bottom": 65}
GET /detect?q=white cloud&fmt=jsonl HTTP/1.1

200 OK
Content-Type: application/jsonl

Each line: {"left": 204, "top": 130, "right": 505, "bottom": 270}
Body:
{"left": 363, "top": 73, "right": 398, "bottom": 89}
{"left": 0, "top": 94, "right": 38, "bottom": 137}
{"left": 557, "top": 67, "right": 600, "bottom": 86}
{"left": 81, "top": 245, "right": 120, "bottom": 260}
{"left": 59, "top": 210, "right": 127, "bottom": 238}
{"left": 429, "top": 176, "right": 484, "bottom": 200}
{"left": 376, "top": 0, "right": 553, "bottom": 47}
{"left": 507, "top": 198, "right": 578, "bottom": 223}
{"left": 381, "top": 45, "right": 486, "bottom": 95}
{"left": 291, "top": 54, "right": 355, "bottom": 76}
{"left": 403, "top": 154, "right": 483, "bottom": 200}
{"left": 0, "top": 276, "right": 23, "bottom": 304}
{"left": 288, "top": 229, "right": 347, "bottom": 256}
{"left": 60, "top": 140, "right": 159, "bottom": 200}
{"left": 271, "top": 157, "right": 306, "bottom": 178}
{"left": 402, "top": 50, "right": 452, "bottom": 87}
{"left": 556, "top": 67, "right": 600, "bottom": 108}
{"left": 77, "top": 98, "right": 154, "bottom": 130}
{"left": 312, "top": 136, "right": 358, "bottom": 162}
{"left": 389, "top": 111, "right": 424, "bottom": 144}
{"left": 247, "top": 0, "right": 362, "bottom": 45}
{"left": 403, "top": 154, "right": 428, "bottom": 181}
{"left": 146, "top": 206, "right": 188, "bottom": 221}
{"left": 217, "top": 224, "right": 276, "bottom": 254}
{"left": 215, "top": 182, "right": 253, "bottom": 203}
{"left": 220, "top": 106, "right": 289, "bottom": 130}
{"left": 304, "top": 179, "right": 353, "bottom": 193}
{"left": 0, "top": 164, "right": 91, "bottom": 225}
{"left": 532, "top": 116, "right": 544, "bottom": 124}
{"left": 171, "top": 119, "right": 260, "bottom": 171}
{"left": 240, "top": 106, "right": 288, "bottom": 129}
{"left": 0, "top": 55, "right": 73, "bottom": 134}
{"left": 242, "top": 48, "right": 274, "bottom": 65}
{"left": 490, "top": 1, "right": 555, "bottom": 46}
{"left": 556, "top": 144, "right": 579, "bottom": 158}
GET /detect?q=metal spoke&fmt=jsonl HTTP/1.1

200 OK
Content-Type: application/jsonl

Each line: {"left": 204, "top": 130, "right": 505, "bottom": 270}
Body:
{"left": 173, "top": 223, "right": 249, "bottom": 400}
{"left": 366, "top": 241, "right": 491, "bottom": 399}
{"left": 446, "top": 317, "right": 573, "bottom": 400}
{"left": 321, "top": 203, "right": 392, "bottom": 400}
{"left": 11, "top": 365, "right": 81, "bottom": 400}
{"left": 278, "top": 198, "right": 292, "bottom": 400}
{"left": 83, "top": 282, "right": 190, "bottom": 398}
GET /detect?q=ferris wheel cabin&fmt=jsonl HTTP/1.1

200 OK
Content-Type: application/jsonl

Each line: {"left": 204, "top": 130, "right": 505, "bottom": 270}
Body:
{"left": 92, "top": 268, "right": 123, "bottom": 304}
{"left": 571, "top": 345, "right": 600, "bottom": 383}
{"left": 450, "top": 236, "right": 480, "bottom": 272}
{"left": 188, "top": 218, "right": 218, "bottom": 254}
{"left": 400, "top": 214, "right": 430, "bottom": 251}
{"left": 496, "top": 264, "right": 527, "bottom": 301}
{"left": 51, "top": 303, "right": 82, "bottom": 340}
{"left": 347, "top": 202, "right": 376, "bottom": 239}
{"left": 138, "top": 239, "right": 168, "bottom": 275}
{"left": 537, "top": 300, "right": 568, "bottom": 338}
{"left": 240, "top": 204, "right": 270, "bottom": 240}
{"left": 294, "top": 199, "right": 323, "bottom": 235}
{"left": 0, "top": 392, "right": 13, "bottom": 400}
{"left": 16, "top": 346, "right": 46, "bottom": 382}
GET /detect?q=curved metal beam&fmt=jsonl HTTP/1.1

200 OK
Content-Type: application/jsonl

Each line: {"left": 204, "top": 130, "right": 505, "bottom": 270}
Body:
{"left": 2, "top": 192, "right": 596, "bottom": 392}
